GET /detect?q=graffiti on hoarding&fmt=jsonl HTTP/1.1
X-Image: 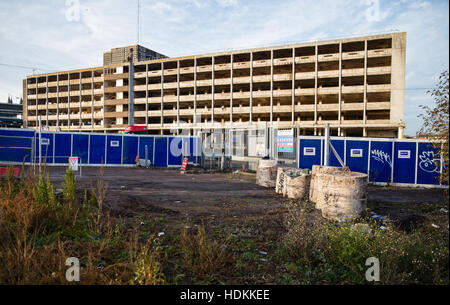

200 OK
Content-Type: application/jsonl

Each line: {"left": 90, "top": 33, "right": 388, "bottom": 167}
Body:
{"left": 418, "top": 151, "right": 440, "bottom": 173}
{"left": 371, "top": 149, "right": 392, "bottom": 168}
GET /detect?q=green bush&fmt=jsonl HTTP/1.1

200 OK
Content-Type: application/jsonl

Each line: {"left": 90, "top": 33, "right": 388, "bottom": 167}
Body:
{"left": 281, "top": 202, "right": 449, "bottom": 284}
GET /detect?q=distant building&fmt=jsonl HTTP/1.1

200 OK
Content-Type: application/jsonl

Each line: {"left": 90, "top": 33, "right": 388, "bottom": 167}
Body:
{"left": 0, "top": 102, "right": 23, "bottom": 128}
{"left": 23, "top": 32, "right": 406, "bottom": 138}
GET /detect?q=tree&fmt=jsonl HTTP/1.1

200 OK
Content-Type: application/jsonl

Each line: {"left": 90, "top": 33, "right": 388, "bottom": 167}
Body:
{"left": 418, "top": 70, "right": 449, "bottom": 186}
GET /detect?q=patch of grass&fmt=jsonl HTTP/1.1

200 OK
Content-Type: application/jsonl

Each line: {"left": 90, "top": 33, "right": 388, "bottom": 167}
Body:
{"left": 180, "top": 225, "right": 233, "bottom": 281}
{"left": 0, "top": 166, "right": 160, "bottom": 284}
{"left": 278, "top": 200, "right": 449, "bottom": 284}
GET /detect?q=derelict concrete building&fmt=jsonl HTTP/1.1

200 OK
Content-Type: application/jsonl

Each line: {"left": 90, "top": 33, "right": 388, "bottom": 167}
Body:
{"left": 23, "top": 32, "right": 406, "bottom": 138}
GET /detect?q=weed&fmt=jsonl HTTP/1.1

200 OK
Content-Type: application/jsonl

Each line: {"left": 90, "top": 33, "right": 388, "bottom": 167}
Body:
{"left": 180, "top": 225, "right": 232, "bottom": 279}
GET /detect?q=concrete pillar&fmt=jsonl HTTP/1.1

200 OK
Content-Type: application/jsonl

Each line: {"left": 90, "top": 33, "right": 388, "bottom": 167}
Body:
{"left": 292, "top": 47, "right": 295, "bottom": 124}
{"left": 161, "top": 62, "right": 164, "bottom": 126}
{"left": 177, "top": 60, "right": 180, "bottom": 125}
{"left": 68, "top": 73, "right": 70, "bottom": 129}
{"left": 338, "top": 42, "right": 342, "bottom": 125}
{"left": 363, "top": 40, "right": 367, "bottom": 124}
{"left": 79, "top": 72, "right": 82, "bottom": 127}
{"left": 56, "top": 74, "right": 59, "bottom": 127}
{"left": 145, "top": 64, "right": 148, "bottom": 126}
{"left": 250, "top": 52, "right": 253, "bottom": 124}
{"left": 230, "top": 54, "right": 233, "bottom": 126}
{"left": 398, "top": 126, "right": 404, "bottom": 139}
{"left": 270, "top": 49, "right": 274, "bottom": 124}
{"left": 45, "top": 75, "right": 48, "bottom": 128}
{"left": 194, "top": 57, "right": 197, "bottom": 124}
{"left": 91, "top": 71, "right": 94, "bottom": 127}
{"left": 211, "top": 56, "right": 215, "bottom": 123}
{"left": 314, "top": 44, "right": 318, "bottom": 123}
{"left": 390, "top": 32, "right": 406, "bottom": 129}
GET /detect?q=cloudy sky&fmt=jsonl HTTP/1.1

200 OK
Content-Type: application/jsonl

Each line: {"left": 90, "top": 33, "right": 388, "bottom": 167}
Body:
{"left": 0, "top": 0, "right": 448, "bottom": 135}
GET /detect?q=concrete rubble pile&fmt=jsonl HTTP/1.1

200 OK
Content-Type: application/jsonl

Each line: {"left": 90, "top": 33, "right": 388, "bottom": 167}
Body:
{"left": 282, "top": 170, "right": 311, "bottom": 199}
{"left": 275, "top": 166, "right": 292, "bottom": 194}
{"left": 256, "top": 159, "right": 278, "bottom": 188}
{"left": 259, "top": 161, "right": 367, "bottom": 221}
{"left": 309, "top": 165, "right": 341, "bottom": 209}
{"left": 310, "top": 165, "right": 368, "bottom": 222}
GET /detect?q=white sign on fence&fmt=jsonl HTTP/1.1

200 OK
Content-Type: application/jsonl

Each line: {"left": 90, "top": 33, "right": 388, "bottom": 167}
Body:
{"left": 69, "top": 157, "right": 79, "bottom": 171}
{"left": 304, "top": 147, "right": 316, "bottom": 156}
{"left": 350, "top": 149, "right": 363, "bottom": 157}
{"left": 398, "top": 150, "right": 411, "bottom": 159}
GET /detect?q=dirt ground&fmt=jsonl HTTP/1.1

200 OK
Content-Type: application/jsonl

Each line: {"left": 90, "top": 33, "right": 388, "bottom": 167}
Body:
{"left": 46, "top": 166, "right": 445, "bottom": 223}
{"left": 44, "top": 166, "right": 447, "bottom": 284}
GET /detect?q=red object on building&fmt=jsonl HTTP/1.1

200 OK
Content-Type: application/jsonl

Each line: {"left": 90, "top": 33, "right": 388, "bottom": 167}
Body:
{"left": 124, "top": 126, "right": 149, "bottom": 134}
{"left": 0, "top": 167, "right": 20, "bottom": 177}
{"left": 181, "top": 158, "right": 189, "bottom": 170}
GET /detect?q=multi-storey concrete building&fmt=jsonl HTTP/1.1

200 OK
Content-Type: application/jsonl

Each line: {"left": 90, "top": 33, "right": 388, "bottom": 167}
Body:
{"left": 23, "top": 32, "right": 406, "bottom": 137}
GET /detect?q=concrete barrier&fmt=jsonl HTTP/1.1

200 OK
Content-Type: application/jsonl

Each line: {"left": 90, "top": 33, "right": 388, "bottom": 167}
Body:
{"left": 275, "top": 166, "right": 293, "bottom": 194}
{"left": 283, "top": 172, "right": 311, "bottom": 199}
{"left": 256, "top": 159, "right": 278, "bottom": 188}
{"left": 318, "top": 171, "right": 368, "bottom": 222}
{"left": 309, "top": 165, "right": 341, "bottom": 208}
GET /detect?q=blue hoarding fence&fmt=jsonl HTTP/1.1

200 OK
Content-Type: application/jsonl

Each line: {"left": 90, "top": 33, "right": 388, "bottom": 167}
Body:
{"left": 298, "top": 136, "right": 447, "bottom": 188}
{"left": 0, "top": 128, "right": 201, "bottom": 168}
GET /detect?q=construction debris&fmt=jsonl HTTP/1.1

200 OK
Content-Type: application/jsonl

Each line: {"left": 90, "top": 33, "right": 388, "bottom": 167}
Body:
{"left": 282, "top": 170, "right": 311, "bottom": 199}
{"left": 256, "top": 158, "right": 277, "bottom": 188}
{"left": 309, "top": 165, "right": 341, "bottom": 208}
{"left": 319, "top": 171, "right": 368, "bottom": 222}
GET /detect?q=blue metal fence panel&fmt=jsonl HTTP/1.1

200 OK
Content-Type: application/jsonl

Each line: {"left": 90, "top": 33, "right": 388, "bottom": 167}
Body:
{"left": 299, "top": 139, "right": 322, "bottom": 169}
{"left": 182, "top": 137, "right": 198, "bottom": 164}
{"left": 168, "top": 137, "right": 183, "bottom": 166}
{"left": 369, "top": 141, "right": 393, "bottom": 183}
{"left": 154, "top": 137, "right": 168, "bottom": 167}
{"left": 34, "top": 133, "right": 53, "bottom": 164}
{"left": 72, "top": 134, "right": 89, "bottom": 164}
{"left": 193, "top": 137, "right": 201, "bottom": 164}
{"left": 0, "top": 127, "right": 445, "bottom": 188}
{"left": 0, "top": 129, "right": 33, "bottom": 162}
{"left": 123, "top": 136, "right": 138, "bottom": 165}
{"left": 417, "top": 142, "right": 441, "bottom": 185}
{"left": 89, "top": 135, "right": 106, "bottom": 164}
{"left": 138, "top": 136, "right": 154, "bottom": 164}
{"left": 0, "top": 129, "right": 34, "bottom": 137}
{"left": 106, "top": 135, "right": 122, "bottom": 165}
{"left": 345, "top": 140, "right": 369, "bottom": 174}
{"left": 393, "top": 142, "right": 417, "bottom": 184}
{"left": 40, "top": 133, "right": 54, "bottom": 164}
{"left": 329, "top": 139, "right": 345, "bottom": 167}
{"left": 54, "top": 133, "right": 71, "bottom": 164}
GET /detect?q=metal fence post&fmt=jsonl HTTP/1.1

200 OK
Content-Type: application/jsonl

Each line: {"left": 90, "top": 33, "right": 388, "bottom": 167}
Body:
{"left": 324, "top": 123, "right": 330, "bottom": 166}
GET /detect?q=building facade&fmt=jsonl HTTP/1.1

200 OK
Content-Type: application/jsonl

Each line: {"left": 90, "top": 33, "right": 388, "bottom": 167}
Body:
{"left": 23, "top": 32, "right": 406, "bottom": 137}
{"left": 0, "top": 102, "right": 23, "bottom": 128}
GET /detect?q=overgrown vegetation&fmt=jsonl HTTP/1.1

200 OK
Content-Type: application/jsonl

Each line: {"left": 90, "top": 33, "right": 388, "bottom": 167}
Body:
{"left": 419, "top": 70, "right": 449, "bottom": 187}
{"left": 0, "top": 166, "right": 448, "bottom": 284}
{"left": 278, "top": 201, "right": 449, "bottom": 284}
{"left": 0, "top": 166, "right": 234, "bottom": 284}
{"left": 180, "top": 225, "right": 232, "bottom": 279}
